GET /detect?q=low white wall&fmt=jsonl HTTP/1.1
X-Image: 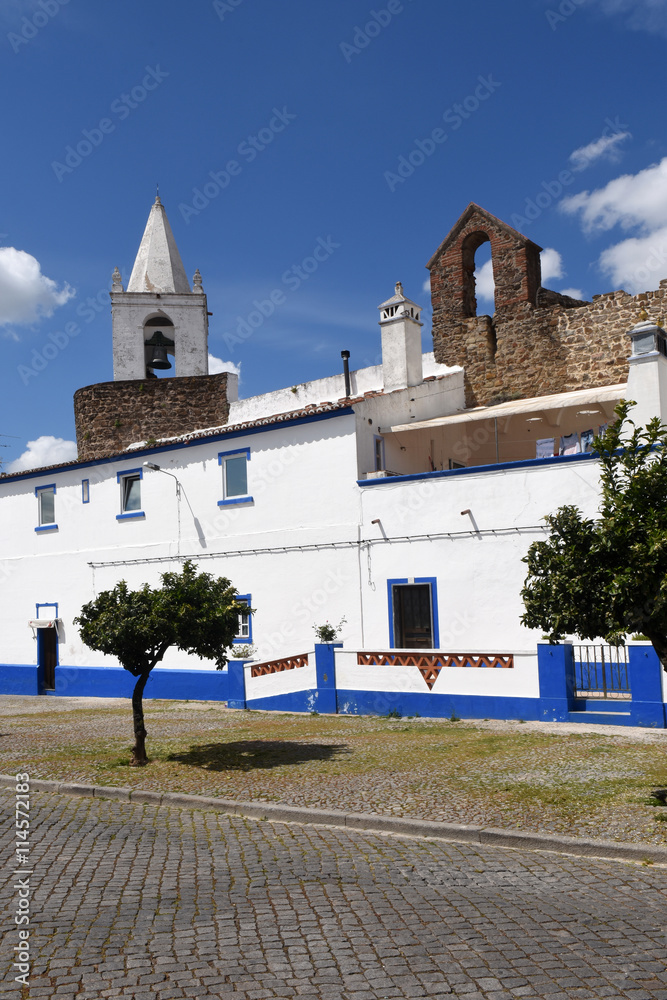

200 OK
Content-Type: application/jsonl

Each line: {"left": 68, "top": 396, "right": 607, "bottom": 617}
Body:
{"left": 245, "top": 657, "right": 316, "bottom": 700}
{"left": 335, "top": 650, "right": 539, "bottom": 698}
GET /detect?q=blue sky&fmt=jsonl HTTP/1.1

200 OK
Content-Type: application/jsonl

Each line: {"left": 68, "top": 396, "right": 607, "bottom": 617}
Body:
{"left": 1, "top": 0, "right": 666, "bottom": 470}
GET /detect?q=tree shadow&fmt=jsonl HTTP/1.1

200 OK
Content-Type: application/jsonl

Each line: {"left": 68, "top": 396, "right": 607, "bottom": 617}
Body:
{"left": 166, "top": 739, "right": 351, "bottom": 772}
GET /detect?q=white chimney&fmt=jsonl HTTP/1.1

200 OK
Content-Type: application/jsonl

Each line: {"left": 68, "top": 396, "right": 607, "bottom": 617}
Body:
{"left": 378, "top": 282, "right": 423, "bottom": 391}
{"left": 625, "top": 312, "right": 667, "bottom": 426}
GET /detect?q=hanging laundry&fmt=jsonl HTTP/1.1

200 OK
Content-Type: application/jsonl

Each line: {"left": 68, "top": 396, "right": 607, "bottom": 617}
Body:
{"left": 559, "top": 433, "right": 580, "bottom": 456}
{"left": 580, "top": 429, "right": 595, "bottom": 453}
{"left": 536, "top": 438, "right": 555, "bottom": 459}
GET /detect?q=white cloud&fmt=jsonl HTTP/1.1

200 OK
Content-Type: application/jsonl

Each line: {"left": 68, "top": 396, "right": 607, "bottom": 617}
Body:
{"left": 598, "top": 225, "right": 667, "bottom": 292}
{"left": 475, "top": 259, "right": 495, "bottom": 302}
{"left": 560, "top": 158, "right": 667, "bottom": 234}
{"left": 422, "top": 278, "right": 431, "bottom": 293}
{"left": 0, "top": 247, "right": 74, "bottom": 328}
{"left": 590, "top": 0, "right": 667, "bottom": 39}
{"left": 559, "top": 287, "right": 584, "bottom": 300}
{"left": 208, "top": 353, "right": 240, "bottom": 376}
{"left": 7, "top": 435, "right": 77, "bottom": 473}
{"left": 560, "top": 157, "right": 667, "bottom": 292}
{"left": 569, "top": 131, "right": 631, "bottom": 171}
{"left": 540, "top": 248, "right": 564, "bottom": 282}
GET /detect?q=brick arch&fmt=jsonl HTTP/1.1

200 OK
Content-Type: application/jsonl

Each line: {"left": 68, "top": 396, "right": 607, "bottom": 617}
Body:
{"left": 428, "top": 205, "right": 543, "bottom": 321}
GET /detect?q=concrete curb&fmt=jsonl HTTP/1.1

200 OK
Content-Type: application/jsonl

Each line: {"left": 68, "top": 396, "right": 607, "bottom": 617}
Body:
{"left": 3, "top": 773, "right": 667, "bottom": 865}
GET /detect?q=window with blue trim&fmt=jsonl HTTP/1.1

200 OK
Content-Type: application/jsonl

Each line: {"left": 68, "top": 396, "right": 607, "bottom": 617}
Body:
{"left": 117, "top": 468, "right": 144, "bottom": 519}
{"left": 387, "top": 577, "right": 439, "bottom": 649}
{"left": 234, "top": 595, "right": 252, "bottom": 643}
{"left": 35, "top": 485, "right": 57, "bottom": 532}
{"left": 81, "top": 479, "right": 90, "bottom": 503}
{"left": 218, "top": 448, "right": 253, "bottom": 506}
{"left": 122, "top": 475, "right": 141, "bottom": 511}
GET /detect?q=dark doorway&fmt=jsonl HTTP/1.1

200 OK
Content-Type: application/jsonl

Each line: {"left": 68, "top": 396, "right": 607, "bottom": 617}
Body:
{"left": 38, "top": 628, "right": 57, "bottom": 691}
{"left": 392, "top": 584, "right": 433, "bottom": 648}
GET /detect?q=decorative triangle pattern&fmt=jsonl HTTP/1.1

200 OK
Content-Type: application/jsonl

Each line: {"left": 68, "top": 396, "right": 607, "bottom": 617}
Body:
{"left": 251, "top": 654, "right": 309, "bottom": 678}
{"left": 356, "top": 652, "right": 513, "bottom": 690}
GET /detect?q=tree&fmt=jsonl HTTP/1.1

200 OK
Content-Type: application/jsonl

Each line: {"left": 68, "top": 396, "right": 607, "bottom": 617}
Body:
{"left": 521, "top": 400, "right": 667, "bottom": 670}
{"left": 74, "top": 560, "right": 250, "bottom": 765}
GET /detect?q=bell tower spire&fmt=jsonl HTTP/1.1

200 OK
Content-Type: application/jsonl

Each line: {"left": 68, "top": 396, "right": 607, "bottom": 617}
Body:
{"left": 111, "top": 197, "right": 209, "bottom": 380}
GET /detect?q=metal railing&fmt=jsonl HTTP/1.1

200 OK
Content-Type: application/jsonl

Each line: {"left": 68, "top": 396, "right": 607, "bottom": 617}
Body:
{"left": 573, "top": 644, "right": 630, "bottom": 699}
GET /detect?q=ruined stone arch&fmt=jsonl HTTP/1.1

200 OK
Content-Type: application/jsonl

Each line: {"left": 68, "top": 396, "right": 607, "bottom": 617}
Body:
{"left": 427, "top": 203, "right": 543, "bottom": 323}
{"left": 461, "top": 229, "right": 492, "bottom": 318}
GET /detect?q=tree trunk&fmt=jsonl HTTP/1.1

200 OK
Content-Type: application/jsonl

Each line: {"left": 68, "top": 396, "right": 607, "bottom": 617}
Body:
{"left": 130, "top": 670, "right": 152, "bottom": 766}
{"left": 643, "top": 630, "right": 667, "bottom": 672}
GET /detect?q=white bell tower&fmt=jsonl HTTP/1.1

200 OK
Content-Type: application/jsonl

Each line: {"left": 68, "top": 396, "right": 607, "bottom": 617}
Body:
{"left": 111, "top": 195, "right": 209, "bottom": 380}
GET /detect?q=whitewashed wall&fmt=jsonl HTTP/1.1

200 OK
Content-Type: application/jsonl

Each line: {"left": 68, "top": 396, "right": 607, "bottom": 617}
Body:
{"left": 355, "top": 456, "right": 604, "bottom": 653}
{"left": 0, "top": 412, "right": 359, "bottom": 670}
{"left": 0, "top": 406, "right": 615, "bottom": 685}
{"left": 245, "top": 659, "right": 317, "bottom": 701}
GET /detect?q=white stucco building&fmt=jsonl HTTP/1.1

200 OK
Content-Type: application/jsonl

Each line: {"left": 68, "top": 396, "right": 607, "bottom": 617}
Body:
{"left": 2, "top": 199, "right": 667, "bottom": 725}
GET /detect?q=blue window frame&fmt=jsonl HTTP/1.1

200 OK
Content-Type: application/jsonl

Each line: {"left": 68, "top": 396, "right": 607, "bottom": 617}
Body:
{"left": 233, "top": 594, "right": 252, "bottom": 643}
{"left": 81, "top": 479, "right": 90, "bottom": 503}
{"left": 35, "top": 484, "right": 57, "bottom": 532}
{"left": 116, "top": 468, "right": 145, "bottom": 520}
{"left": 387, "top": 577, "right": 440, "bottom": 650}
{"left": 218, "top": 448, "right": 253, "bottom": 507}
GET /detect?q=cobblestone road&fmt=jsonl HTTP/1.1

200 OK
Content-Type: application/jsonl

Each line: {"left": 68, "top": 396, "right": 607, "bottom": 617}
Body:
{"left": 2, "top": 790, "right": 667, "bottom": 999}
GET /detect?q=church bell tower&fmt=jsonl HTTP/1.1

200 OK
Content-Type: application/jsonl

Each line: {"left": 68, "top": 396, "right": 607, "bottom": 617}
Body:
{"left": 111, "top": 195, "right": 209, "bottom": 380}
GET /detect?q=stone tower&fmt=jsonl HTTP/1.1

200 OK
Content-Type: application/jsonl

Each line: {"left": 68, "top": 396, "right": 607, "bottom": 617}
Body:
{"left": 111, "top": 195, "right": 209, "bottom": 380}
{"left": 73, "top": 197, "right": 233, "bottom": 461}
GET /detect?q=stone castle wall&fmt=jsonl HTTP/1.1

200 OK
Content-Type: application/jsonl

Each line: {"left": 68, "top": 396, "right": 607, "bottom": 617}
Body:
{"left": 74, "top": 373, "right": 231, "bottom": 461}
{"left": 429, "top": 205, "right": 667, "bottom": 406}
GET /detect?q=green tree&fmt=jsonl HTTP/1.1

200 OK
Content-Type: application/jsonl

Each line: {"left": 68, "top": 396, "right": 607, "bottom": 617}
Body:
{"left": 521, "top": 400, "right": 667, "bottom": 670}
{"left": 74, "top": 560, "right": 250, "bottom": 765}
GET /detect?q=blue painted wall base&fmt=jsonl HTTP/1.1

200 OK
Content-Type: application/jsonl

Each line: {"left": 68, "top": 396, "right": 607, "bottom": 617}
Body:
{"left": 336, "top": 690, "right": 542, "bottom": 720}
{"left": 0, "top": 664, "right": 230, "bottom": 701}
{"left": 0, "top": 664, "right": 40, "bottom": 696}
{"left": 1, "top": 645, "right": 665, "bottom": 728}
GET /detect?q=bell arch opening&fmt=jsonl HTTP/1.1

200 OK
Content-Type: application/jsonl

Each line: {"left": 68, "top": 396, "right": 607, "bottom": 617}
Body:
{"left": 461, "top": 230, "right": 496, "bottom": 318}
{"left": 143, "top": 314, "right": 175, "bottom": 379}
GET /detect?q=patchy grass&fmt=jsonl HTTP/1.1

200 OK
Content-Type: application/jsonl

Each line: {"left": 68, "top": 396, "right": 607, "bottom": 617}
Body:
{"left": 1, "top": 697, "right": 667, "bottom": 844}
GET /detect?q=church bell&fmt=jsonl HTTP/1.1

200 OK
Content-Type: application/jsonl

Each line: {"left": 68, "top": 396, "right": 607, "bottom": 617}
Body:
{"left": 150, "top": 345, "right": 172, "bottom": 370}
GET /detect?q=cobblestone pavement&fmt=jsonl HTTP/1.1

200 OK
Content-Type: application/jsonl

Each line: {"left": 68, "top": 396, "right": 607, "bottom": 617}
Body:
{"left": 3, "top": 696, "right": 667, "bottom": 845}
{"left": 2, "top": 790, "right": 667, "bottom": 1000}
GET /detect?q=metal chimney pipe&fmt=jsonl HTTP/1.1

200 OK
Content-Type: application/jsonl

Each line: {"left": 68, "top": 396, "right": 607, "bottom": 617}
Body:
{"left": 341, "top": 350, "right": 351, "bottom": 397}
